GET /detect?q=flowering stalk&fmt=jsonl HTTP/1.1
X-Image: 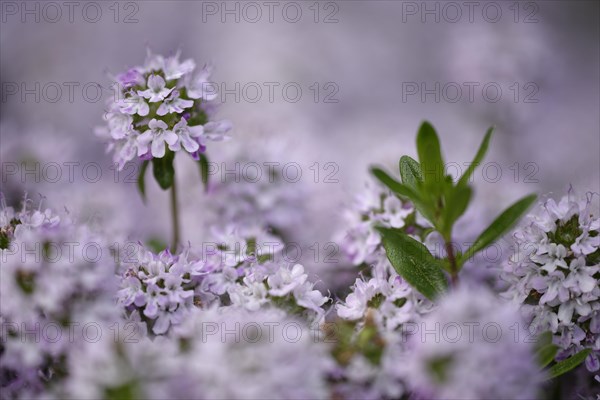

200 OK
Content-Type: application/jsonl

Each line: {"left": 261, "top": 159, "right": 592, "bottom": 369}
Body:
{"left": 502, "top": 191, "right": 600, "bottom": 380}
{"left": 170, "top": 178, "right": 180, "bottom": 252}
{"left": 444, "top": 239, "right": 458, "bottom": 287}
{"left": 373, "top": 121, "right": 536, "bottom": 300}
{"left": 95, "top": 50, "right": 231, "bottom": 250}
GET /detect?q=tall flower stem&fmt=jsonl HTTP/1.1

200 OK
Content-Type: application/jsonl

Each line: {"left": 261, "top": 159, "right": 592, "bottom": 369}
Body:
{"left": 445, "top": 239, "right": 459, "bottom": 287}
{"left": 170, "top": 178, "right": 180, "bottom": 253}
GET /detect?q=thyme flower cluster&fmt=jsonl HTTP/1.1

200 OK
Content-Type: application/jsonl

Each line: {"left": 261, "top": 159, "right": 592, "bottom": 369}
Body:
{"left": 502, "top": 193, "right": 600, "bottom": 375}
{"left": 96, "top": 50, "right": 231, "bottom": 169}
{"left": 118, "top": 225, "right": 328, "bottom": 336}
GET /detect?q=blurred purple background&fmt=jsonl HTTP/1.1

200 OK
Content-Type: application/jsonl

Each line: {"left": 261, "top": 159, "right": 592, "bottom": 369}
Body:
{"left": 1, "top": 1, "right": 599, "bottom": 283}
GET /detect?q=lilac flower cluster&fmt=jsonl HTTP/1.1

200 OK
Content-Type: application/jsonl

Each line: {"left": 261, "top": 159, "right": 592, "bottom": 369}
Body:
{"left": 58, "top": 334, "right": 181, "bottom": 400}
{"left": 502, "top": 192, "right": 600, "bottom": 376}
{"left": 56, "top": 308, "right": 334, "bottom": 400}
{"left": 401, "top": 286, "right": 543, "bottom": 399}
{"left": 172, "top": 307, "right": 334, "bottom": 399}
{"left": 117, "top": 246, "right": 201, "bottom": 335}
{"left": 331, "top": 179, "right": 435, "bottom": 399}
{"left": 336, "top": 260, "right": 433, "bottom": 332}
{"left": 327, "top": 317, "right": 417, "bottom": 400}
{"left": 95, "top": 50, "right": 231, "bottom": 169}
{"left": 336, "top": 178, "right": 428, "bottom": 266}
{"left": 118, "top": 225, "right": 328, "bottom": 336}
{"left": 335, "top": 177, "right": 435, "bottom": 333}
{"left": 0, "top": 196, "right": 60, "bottom": 250}
{"left": 6, "top": 45, "right": 599, "bottom": 400}
{"left": 0, "top": 199, "right": 119, "bottom": 398}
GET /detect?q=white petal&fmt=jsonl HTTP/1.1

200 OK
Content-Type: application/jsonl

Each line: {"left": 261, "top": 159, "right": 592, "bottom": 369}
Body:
{"left": 180, "top": 133, "right": 199, "bottom": 152}
{"left": 579, "top": 274, "right": 597, "bottom": 293}
{"left": 557, "top": 302, "right": 574, "bottom": 323}
{"left": 147, "top": 75, "right": 165, "bottom": 91}
{"left": 152, "top": 314, "right": 170, "bottom": 334}
{"left": 151, "top": 137, "right": 166, "bottom": 158}
{"left": 164, "top": 130, "right": 178, "bottom": 146}
{"left": 156, "top": 103, "right": 169, "bottom": 116}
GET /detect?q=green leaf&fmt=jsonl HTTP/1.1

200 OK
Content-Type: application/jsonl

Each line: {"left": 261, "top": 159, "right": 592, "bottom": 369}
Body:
{"left": 371, "top": 167, "right": 435, "bottom": 223}
{"left": 399, "top": 155, "right": 423, "bottom": 191}
{"left": 371, "top": 167, "right": 419, "bottom": 201}
{"left": 546, "top": 349, "right": 591, "bottom": 380}
{"left": 137, "top": 160, "right": 150, "bottom": 203}
{"left": 460, "top": 194, "right": 537, "bottom": 264}
{"left": 416, "top": 121, "right": 444, "bottom": 193}
{"left": 377, "top": 227, "right": 448, "bottom": 300}
{"left": 105, "top": 382, "right": 138, "bottom": 400}
{"left": 441, "top": 185, "right": 472, "bottom": 236}
{"left": 457, "top": 126, "right": 494, "bottom": 187}
{"left": 537, "top": 344, "right": 559, "bottom": 369}
{"left": 198, "top": 153, "right": 210, "bottom": 192}
{"left": 534, "top": 331, "right": 554, "bottom": 349}
{"left": 534, "top": 331, "right": 559, "bottom": 369}
{"left": 146, "top": 237, "right": 168, "bottom": 253}
{"left": 152, "top": 152, "right": 175, "bottom": 190}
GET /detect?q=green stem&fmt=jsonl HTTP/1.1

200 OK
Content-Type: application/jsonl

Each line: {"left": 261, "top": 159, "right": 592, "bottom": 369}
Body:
{"left": 445, "top": 239, "right": 459, "bottom": 287}
{"left": 170, "top": 177, "right": 180, "bottom": 253}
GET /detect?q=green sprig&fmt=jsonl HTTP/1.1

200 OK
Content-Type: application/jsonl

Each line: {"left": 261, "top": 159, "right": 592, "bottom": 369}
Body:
{"left": 372, "top": 121, "right": 536, "bottom": 293}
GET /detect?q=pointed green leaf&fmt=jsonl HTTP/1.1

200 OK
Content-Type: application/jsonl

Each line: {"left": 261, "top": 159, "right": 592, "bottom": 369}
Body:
{"left": 377, "top": 228, "right": 448, "bottom": 300}
{"left": 546, "top": 349, "right": 591, "bottom": 380}
{"left": 441, "top": 185, "right": 472, "bottom": 236}
{"left": 458, "top": 126, "right": 494, "bottom": 187}
{"left": 416, "top": 121, "right": 444, "bottom": 192}
{"left": 371, "top": 167, "right": 419, "bottom": 201}
{"left": 152, "top": 153, "right": 175, "bottom": 190}
{"left": 537, "top": 344, "right": 559, "bottom": 369}
{"left": 198, "top": 153, "right": 210, "bottom": 192}
{"left": 534, "top": 331, "right": 554, "bottom": 349}
{"left": 399, "top": 155, "right": 423, "bottom": 191}
{"left": 534, "top": 331, "right": 559, "bottom": 369}
{"left": 371, "top": 167, "right": 435, "bottom": 224}
{"left": 460, "top": 194, "right": 537, "bottom": 264}
{"left": 137, "top": 160, "right": 150, "bottom": 203}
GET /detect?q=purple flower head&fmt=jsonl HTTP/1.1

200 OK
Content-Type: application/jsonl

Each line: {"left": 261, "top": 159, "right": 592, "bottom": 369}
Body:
{"left": 502, "top": 191, "right": 600, "bottom": 375}
{"left": 95, "top": 50, "right": 231, "bottom": 170}
{"left": 117, "top": 68, "right": 144, "bottom": 88}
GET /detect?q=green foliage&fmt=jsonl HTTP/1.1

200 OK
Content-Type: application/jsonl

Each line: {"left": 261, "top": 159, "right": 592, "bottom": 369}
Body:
{"left": 371, "top": 121, "right": 536, "bottom": 298}
{"left": 370, "top": 167, "right": 434, "bottom": 223}
{"left": 377, "top": 227, "right": 448, "bottom": 300}
{"left": 545, "top": 349, "right": 591, "bottom": 379}
{"left": 16, "top": 270, "right": 36, "bottom": 295}
{"left": 105, "top": 382, "right": 138, "bottom": 400}
{"left": 137, "top": 160, "right": 150, "bottom": 202}
{"left": 152, "top": 150, "right": 176, "bottom": 190}
{"left": 399, "top": 155, "right": 422, "bottom": 191}
{"left": 0, "top": 233, "right": 9, "bottom": 250}
{"left": 198, "top": 153, "right": 210, "bottom": 192}
{"left": 427, "top": 355, "right": 454, "bottom": 384}
{"left": 328, "top": 318, "right": 385, "bottom": 367}
{"left": 457, "top": 127, "right": 493, "bottom": 187}
{"left": 534, "top": 331, "right": 559, "bottom": 368}
{"left": 0, "top": 218, "right": 21, "bottom": 250}
{"left": 459, "top": 194, "right": 537, "bottom": 266}
{"left": 416, "top": 121, "right": 445, "bottom": 199}
{"left": 146, "top": 237, "right": 168, "bottom": 253}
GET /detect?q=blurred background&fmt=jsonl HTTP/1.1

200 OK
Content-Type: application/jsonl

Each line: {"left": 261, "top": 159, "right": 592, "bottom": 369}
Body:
{"left": 1, "top": 0, "right": 598, "bottom": 286}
